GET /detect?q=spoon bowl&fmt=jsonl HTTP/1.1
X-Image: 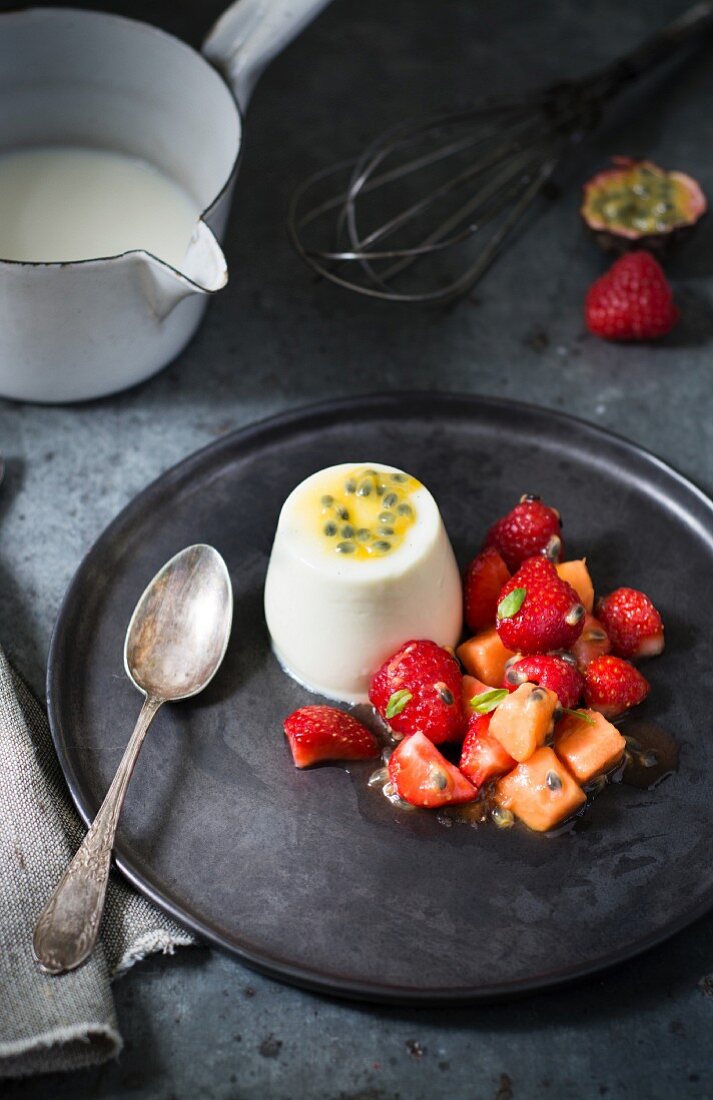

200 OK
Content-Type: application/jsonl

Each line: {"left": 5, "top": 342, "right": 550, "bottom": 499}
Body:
{"left": 125, "top": 544, "right": 233, "bottom": 702}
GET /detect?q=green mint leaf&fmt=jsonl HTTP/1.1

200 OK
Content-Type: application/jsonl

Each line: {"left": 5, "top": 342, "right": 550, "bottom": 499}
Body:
{"left": 497, "top": 587, "right": 527, "bottom": 619}
{"left": 385, "top": 689, "right": 413, "bottom": 719}
{"left": 469, "top": 688, "right": 509, "bottom": 714}
{"left": 564, "top": 708, "right": 596, "bottom": 726}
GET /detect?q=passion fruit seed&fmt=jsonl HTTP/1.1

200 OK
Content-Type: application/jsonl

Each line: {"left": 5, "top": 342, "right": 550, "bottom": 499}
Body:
{"left": 546, "top": 770, "right": 563, "bottom": 791}
{"left": 323, "top": 522, "right": 337, "bottom": 537}
{"left": 321, "top": 494, "right": 334, "bottom": 507}
{"left": 520, "top": 493, "right": 541, "bottom": 503}
{"left": 429, "top": 765, "right": 449, "bottom": 791}
{"left": 383, "top": 492, "right": 398, "bottom": 508}
{"left": 356, "top": 479, "right": 372, "bottom": 497}
{"left": 491, "top": 805, "right": 515, "bottom": 829}
{"left": 391, "top": 473, "right": 407, "bottom": 483}
{"left": 378, "top": 526, "right": 395, "bottom": 536}
{"left": 341, "top": 524, "right": 355, "bottom": 538}
{"left": 372, "top": 540, "right": 392, "bottom": 553}
{"left": 396, "top": 502, "right": 412, "bottom": 516}
{"left": 378, "top": 511, "right": 395, "bottom": 523}
{"left": 356, "top": 528, "right": 372, "bottom": 541}
{"left": 435, "top": 683, "right": 454, "bottom": 705}
{"left": 344, "top": 478, "right": 357, "bottom": 494}
{"left": 544, "top": 534, "right": 562, "bottom": 561}
{"left": 368, "top": 766, "right": 389, "bottom": 788}
{"left": 565, "top": 603, "right": 586, "bottom": 626}
{"left": 529, "top": 687, "right": 547, "bottom": 704}
{"left": 506, "top": 665, "right": 525, "bottom": 685}
{"left": 336, "top": 540, "right": 356, "bottom": 553}
{"left": 336, "top": 506, "right": 350, "bottom": 521}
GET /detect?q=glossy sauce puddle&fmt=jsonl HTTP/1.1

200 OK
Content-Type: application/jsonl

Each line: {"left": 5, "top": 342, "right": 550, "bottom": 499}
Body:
{"left": 341, "top": 705, "right": 679, "bottom": 838}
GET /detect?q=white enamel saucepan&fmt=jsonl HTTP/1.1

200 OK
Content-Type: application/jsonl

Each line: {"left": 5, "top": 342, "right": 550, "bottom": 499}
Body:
{"left": 0, "top": 1, "right": 330, "bottom": 403}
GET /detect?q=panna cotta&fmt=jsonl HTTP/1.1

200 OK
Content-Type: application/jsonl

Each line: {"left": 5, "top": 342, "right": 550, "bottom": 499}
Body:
{"left": 264, "top": 463, "right": 463, "bottom": 702}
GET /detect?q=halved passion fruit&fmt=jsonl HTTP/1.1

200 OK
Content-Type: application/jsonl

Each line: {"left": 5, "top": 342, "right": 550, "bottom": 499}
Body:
{"left": 581, "top": 158, "right": 706, "bottom": 254}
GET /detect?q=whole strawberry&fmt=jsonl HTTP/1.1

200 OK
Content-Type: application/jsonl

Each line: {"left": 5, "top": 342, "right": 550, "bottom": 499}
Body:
{"left": 369, "top": 639, "right": 465, "bottom": 744}
{"left": 464, "top": 546, "right": 511, "bottom": 632}
{"left": 484, "top": 495, "right": 563, "bottom": 571}
{"left": 596, "top": 587, "right": 664, "bottom": 660}
{"left": 585, "top": 251, "right": 679, "bottom": 341}
{"left": 583, "top": 655, "right": 650, "bottom": 719}
{"left": 503, "top": 653, "right": 583, "bottom": 710}
{"left": 284, "top": 706, "right": 380, "bottom": 768}
{"left": 496, "top": 557, "right": 585, "bottom": 654}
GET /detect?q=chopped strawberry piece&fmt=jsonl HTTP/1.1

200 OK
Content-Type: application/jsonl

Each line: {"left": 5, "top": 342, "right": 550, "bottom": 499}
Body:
{"left": 503, "top": 653, "right": 583, "bottom": 709}
{"left": 571, "top": 613, "right": 611, "bottom": 671}
{"left": 596, "top": 587, "right": 664, "bottom": 660}
{"left": 484, "top": 496, "right": 563, "bottom": 571}
{"left": 583, "top": 655, "right": 650, "bottom": 719}
{"left": 369, "top": 639, "right": 465, "bottom": 744}
{"left": 388, "top": 730, "right": 477, "bottom": 807}
{"left": 462, "top": 673, "right": 494, "bottom": 710}
{"left": 463, "top": 547, "right": 511, "bottom": 632}
{"left": 284, "top": 706, "right": 380, "bottom": 768}
{"left": 495, "top": 557, "right": 585, "bottom": 654}
{"left": 459, "top": 713, "right": 516, "bottom": 791}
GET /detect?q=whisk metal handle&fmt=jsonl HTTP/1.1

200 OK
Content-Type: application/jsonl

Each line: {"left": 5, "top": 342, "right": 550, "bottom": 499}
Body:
{"left": 592, "top": 1, "right": 713, "bottom": 100}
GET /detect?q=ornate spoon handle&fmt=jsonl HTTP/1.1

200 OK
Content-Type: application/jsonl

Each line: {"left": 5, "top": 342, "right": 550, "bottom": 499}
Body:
{"left": 33, "top": 696, "right": 162, "bottom": 974}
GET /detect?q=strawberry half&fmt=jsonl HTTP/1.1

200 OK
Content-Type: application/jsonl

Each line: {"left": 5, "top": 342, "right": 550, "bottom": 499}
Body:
{"left": 369, "top": 639, "right": 465, "bottom": 744}
{"left": 484, "top": 495, "right": 563, "bottom": 571}
{"left": 459, "top": 712, "right": 516, "bottom": 791}
{"left": 583, "top": 655, "right": 650, "bottom": 719}
{"left": 284, "top": 706, "right": 380, "bottom": 768}
{"left": 503, "top": 653, "right": 583, "bottom": 710}
{"left": 596, "top": 587, "right": 664, "bottom": 660}
{"left": 388, "top": 730, "right": 476, "bottom": 807}
{"left": 464, "top": 547, "right": 511, "bottom": 633}
{"left": 495, "top": 557, "right": 585, "bottom": 654}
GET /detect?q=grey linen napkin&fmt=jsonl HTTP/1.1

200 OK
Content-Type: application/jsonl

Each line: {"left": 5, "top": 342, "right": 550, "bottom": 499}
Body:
{"left": 0, "top": 647, "right": 196, "bottom": 1078}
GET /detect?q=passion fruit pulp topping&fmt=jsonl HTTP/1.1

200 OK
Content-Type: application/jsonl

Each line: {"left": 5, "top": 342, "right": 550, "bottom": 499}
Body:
{"left": 581, "top": 159, "right": 706, "bottom": 249}
{"left": 312, "top": 466, "right": 421, "bottom": 559}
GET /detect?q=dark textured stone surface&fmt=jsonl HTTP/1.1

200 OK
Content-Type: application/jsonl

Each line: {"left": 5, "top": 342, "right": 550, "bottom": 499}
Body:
{"left": 2, "top": 0, "right": 713, "bottom": 1095}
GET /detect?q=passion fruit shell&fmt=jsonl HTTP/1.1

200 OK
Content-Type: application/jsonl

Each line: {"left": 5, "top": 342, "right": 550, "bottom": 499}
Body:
{"left": 581, "top": 157, "right": 707, "bottom": 255}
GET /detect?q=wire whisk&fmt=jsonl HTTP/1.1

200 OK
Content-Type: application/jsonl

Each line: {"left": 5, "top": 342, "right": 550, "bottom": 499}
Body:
{"left": 288, "top": 3, "right": 713, "bottom": 304}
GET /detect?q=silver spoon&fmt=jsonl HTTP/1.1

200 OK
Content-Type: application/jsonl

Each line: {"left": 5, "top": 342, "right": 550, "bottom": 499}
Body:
{"left": 33, "top": 544, "right": 233, "bottom": 975}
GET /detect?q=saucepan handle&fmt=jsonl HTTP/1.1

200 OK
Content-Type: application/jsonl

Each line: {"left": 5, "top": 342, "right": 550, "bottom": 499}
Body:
{"left": 203, "top": 0, "right": 332, "bottom": 112}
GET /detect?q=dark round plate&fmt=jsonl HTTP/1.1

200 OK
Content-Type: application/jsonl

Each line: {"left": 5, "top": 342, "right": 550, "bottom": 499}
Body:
{"left": 47, "top": 394, "right": 713, "bottom": 1004}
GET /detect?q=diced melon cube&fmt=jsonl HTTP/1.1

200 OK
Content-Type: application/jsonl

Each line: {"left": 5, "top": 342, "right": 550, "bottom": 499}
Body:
{"left": 457, "top": 628, "right": 516, "bottom": 687}
{"left": 489, "top": 682, "right": 558, "bottom": 762}
{"left": 556, "top": 559, "right": 594, "bottom": 613}
{"left": 495, "top": 746, "right": 586, "bottom": 832}
{"left": 461, "top": 673, "right": 493, "bottom": 710}
{"left": 554, "top": 709, "right": 626, "bottom": 783}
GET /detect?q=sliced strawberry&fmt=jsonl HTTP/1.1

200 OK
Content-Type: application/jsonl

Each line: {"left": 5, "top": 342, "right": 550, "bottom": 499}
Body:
{"left": 583, "top": 655, "right": 650, "bottom": 719}
{"left": 462, "top": 673, "right": 494, "bottom": 710}
{"left": 459, "top": 713, "right": 516, "bottom": 791}
{"left": 464, "top": 547, "right": 511, "bottom": 633}
{"left": 571, "top": 613, "right": 611, "bottom": 671}
{"left": 284, "top": 706, "right": 380, "bottom": 768}
{"left": 496, "top": 557, "right": 585, "bottom": 654}
{"left": 596, "top": 587, "right": 664, "bottom": 660}
{"left": 484, "top": 496, "right": 563, "bottom": 571}
{"left": 503, "top": 653, "right": 583, "bottom": 709}
{"left": 388, "top": 730, "right": 476, "bottom": 807}
{"left": 369, "top": 639, "right": 465, "bottom": 745}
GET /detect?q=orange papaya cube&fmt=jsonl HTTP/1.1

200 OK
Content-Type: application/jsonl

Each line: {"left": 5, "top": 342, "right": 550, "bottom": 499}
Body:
{"left": 489, "top": 682, "right": 558, "bottom": 762}
{"left": 495, "top": 746, "right": 586, "bottom": 832}
{"left": 462, "top": 673, "right": 494, "bottom": 709}
{"left": 554, "top": 709, "right": 626, "bottom": 783}
{"left": 457, "top": 628, "right": 516, "bottom": 687}
{"left": 556, "top": 559, "right": 594, "bottom": 613}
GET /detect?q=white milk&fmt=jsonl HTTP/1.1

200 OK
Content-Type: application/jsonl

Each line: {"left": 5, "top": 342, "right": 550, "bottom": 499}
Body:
{"left": 0, "top": 146, "right": 200, "bottom": 267}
